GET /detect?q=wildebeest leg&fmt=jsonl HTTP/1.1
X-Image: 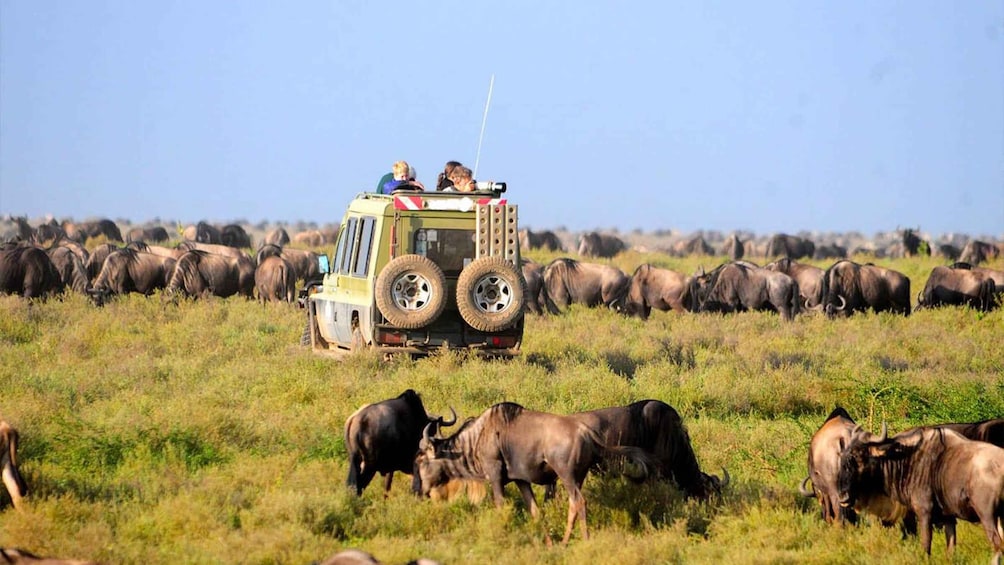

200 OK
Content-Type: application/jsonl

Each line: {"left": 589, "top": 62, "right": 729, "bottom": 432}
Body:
{"left": 943, "top": 518, "right": 956, "bottom": 555}
{"left": 1, "top": 461, "right": 26, "bottom": 510}
{"left": 560, "top": 482, "right": 587, "bottom": 544}
{"left": 514, "top": 480, "right": 540, "bottom": 519}
{"left": 979, "top": 515, "right": 1002, "bottom": 565}
{"left": 918, "top": 512, "right": 933, "bottom": 555}
{"left": 382, "top": 472, "right": 394, "bottom": 497}
{"left": 354, "top": 466, "right": 377, "bottom": 496}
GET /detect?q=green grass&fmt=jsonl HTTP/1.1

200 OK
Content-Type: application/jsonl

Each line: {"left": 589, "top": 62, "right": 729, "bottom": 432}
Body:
{"left": 1, "top": 253, "right": 1002, "bottom": 564}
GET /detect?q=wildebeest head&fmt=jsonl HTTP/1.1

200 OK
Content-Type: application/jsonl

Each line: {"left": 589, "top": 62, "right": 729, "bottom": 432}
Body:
{"left": 413, "top": 417, "right": 470, "bottom": 497}
{"left": 836, "top": 423, "right": 891, "bottom": 509}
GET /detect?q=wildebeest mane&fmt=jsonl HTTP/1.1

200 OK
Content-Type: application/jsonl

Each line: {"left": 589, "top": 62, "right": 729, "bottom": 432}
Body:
{"left": 824, "top": 406, "right": 854, "bottom": 424}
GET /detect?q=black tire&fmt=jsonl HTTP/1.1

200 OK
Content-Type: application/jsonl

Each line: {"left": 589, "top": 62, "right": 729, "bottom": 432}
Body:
{"left": 375, "top": 255, "right": 448, "bottom": 329}
{"left": 302, "top": 301, "right": 327, "bottom": 349}
{"left": 300, "top": 319, "right": 312, "bottom": 346}
{"left": 456, "top": 256, "right": 526, "bottom": 332}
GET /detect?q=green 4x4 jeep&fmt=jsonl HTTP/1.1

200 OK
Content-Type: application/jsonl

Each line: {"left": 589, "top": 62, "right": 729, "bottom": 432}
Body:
{"left": 301, "top": 183, "right": 526, "bottom": 356}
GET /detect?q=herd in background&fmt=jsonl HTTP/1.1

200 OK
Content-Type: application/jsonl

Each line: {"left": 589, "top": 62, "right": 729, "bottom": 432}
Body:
{"left": 0, "top": 217, "right": 334, "bottom": 303}
{"left": 520, "top": 228, "right": 1004, "bottom": 319}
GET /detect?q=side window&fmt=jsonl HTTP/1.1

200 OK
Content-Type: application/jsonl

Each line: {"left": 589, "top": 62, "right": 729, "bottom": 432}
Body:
{"left": 338, "top": 218, "right": 358, "bottom": 274}
{"left": 332, "top": 223, "right": 350, "bottom": 273}
{"left": 352, "top": 217, "right": 376, "bottom": 277}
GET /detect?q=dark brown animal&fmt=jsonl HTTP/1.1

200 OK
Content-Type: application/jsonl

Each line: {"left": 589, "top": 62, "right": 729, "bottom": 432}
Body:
{"left": 916, "top": 265, "right": 996, "bottom": 311}
{"left": 936, "top": 419, "right": 1004, "bottom": 448}
{"left": 721, "top": 234, "right": 744, "bottom": 261}
{"left": 960, "top": 240, "right": 1001, "bottom": 265}
{"left": 292, "top": 230, "right": 326, "bottom": 247}
{"left": 951, "top": 263, "right": 1004, "bottom": 305}
{"left": 125, "top": 226, "right": 170, "bottom": 244}
{"left": 254, "top": 256, "right": 296, "bottom": 303}
{"left": 46, "top": 246, "right": 90, "bottom": 294}
{"left": 177, "top": 240, "right": 250, "bottom": 261}
{"left": 262, "top": 227, "right": 290, "bottom": 247}
{"left": 820, "top": 260, "right": 911, "bottom": 317}
{"left": 1, "top": 421, "right": 27, "bottom": 511}
{"left": 255, "top": 244, "right": 322, "bottom": 284}
{"left": 765, "top": 233, "right": 815, "bottom": 259}
{"left": 569, "top": 400, "right": 727, "bottom": 499}
{"left": 344, "top": 390, "right": 456, "bottom": 496}
{"left": 167, "top": 250, "right": 254, "bottom": 299}
{"left": 88, "top": 248, "right": 177, "bottom": 305}
{"left": 542, "top": 258, "right": 630, "bottom": 311}
{"left": 181, "top": 221, "right": 221, "bottom": 244}
{"left": 622, "top": 264, "right": 691, "bottom": 319}
{"left": 837, "top": 426, "right": 1004, "bottom": 562}
{"left": 519, "top": 229, "right": 564, "bottom": 252}
{"left": 220, "top": 224, "right": 252, "bottom": 249}
{"left": 898, "top": 228, "right": 930, "bottom": 258}
{"left": 576, "top": 232, "right": 625, "bottom": 258}
{"left": 0, "top": 244, "right": 63, "bottom": 298}
{"left": 520, "top": 259, "right": 556, "bottom": 315}
{"left": 84, "top": 244, "right": 120, "bottom": 283}
{"left": 414, "top": 402, "right": 653, "bottom": 544}
{"left": 689, "top": 261, "right": 799, "bottom": 321}
{"left": 672, "top": 235, "right": 714, "bottom": 257}
{"left": 764, "top": 258, "right": 824, "bottom": 309}
{"left": 813, "top": 243, "right": 847, "bottom": 260}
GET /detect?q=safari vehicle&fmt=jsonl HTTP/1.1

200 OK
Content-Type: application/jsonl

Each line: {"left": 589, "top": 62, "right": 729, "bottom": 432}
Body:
{"left": 300, "top": 183, "right": 525, "bottom": 356}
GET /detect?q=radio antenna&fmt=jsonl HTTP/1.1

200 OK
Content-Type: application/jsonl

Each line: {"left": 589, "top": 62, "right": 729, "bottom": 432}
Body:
{"left": 473, "top": 74, "right": 494, "bottom": 179}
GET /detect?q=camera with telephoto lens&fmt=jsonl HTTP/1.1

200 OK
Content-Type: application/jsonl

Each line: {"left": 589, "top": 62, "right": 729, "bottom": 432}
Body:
{"left": 474, "top": 181, "right": 506, "bottom": 193}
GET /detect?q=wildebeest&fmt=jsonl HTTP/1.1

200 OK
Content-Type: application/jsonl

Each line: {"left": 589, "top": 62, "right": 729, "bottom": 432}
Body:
{"left": 318, "top": 549, "right": 441, "bottom": 565}
{"left": 936, "top": 418, "right": 1004, "bottom": 448}
{"left": 568, "top": 400, "right": 727, "bottom": 499}
{"left": 671, "top": 235, "right": 714, "bottom": 257}
{"left": 576, "top": 232, "right": 625, "bottom": 258}
{"left": 933, "top": 243, "right": 962, "bottom": 261}
{"left": 182, "top": 221, "right": 222, "bottom": 244}
{"left": 167, "top": 250, "right": 255, "bottom": 299}
{"left": 414, "top": 402, "right": 653, "bottom": 544}
{"left": 520, "top": 259, "right": 556, "bottom": 315}
{"left": 622, "top": 264, "right": 692, "bottom": 319}
{"left": 0, "top": 244, "right": 63, "bottom": 298}
{"left": 898, "top": 228, "right": 930, "bottom": 258}
{"left": 344, "top": 390, "right": 457, "bottom": 496}
{"left": 820, "top": 260, "right": 911, "bottom": 317}
{"left": 764, "top": 258, "right": 824, "bottom": 309}
{"left": 542, "top": 258, "right": 630, "bottom": 311}
{"left": 812, "top": 243, "right": 847, "bottom": 260}
{"left": 721, "top": 234, "right": 745, "bottom": 261}
{"left": 255, "top": 244, "right": 322, "bottom": 284}
{"left": 1, "top": 421, "right": 27, "bottom": 511}
{"left": 519, "top": 229, "right": 564, "bottom": 252}
{"left": 84, "top": 243, "right": 120, "bottom": 283}
{"left": 292, "top": 229, "right": 327, "bottom": 247}
{"left": 960, "top": 240, "right": 1001, "bottom": 265}
{"left": 689, "top": 261, "right": 799, "bottom": 321}
{"left": 46, "top": 245, "right": 90, "bottom": 294}
{"left": 125, "top": 226, "right": 170, "bottom": 244}
{"left": 88, "top": 248, "right": 178, "bottom": 305}
{"left": 916, "top": 265, "right": 997, "bottom": 312}
{"left": 220, "top": 224, "right": 252, "bottom": 249}
{"left": 765, "top": 233, "right": 815, "bottom": 260}
{"left": 254, "top": 255, "right": 296, "bottom": 303}
{"left": 837, "top": 425, "right": 1004, "bottom": 562}
{"left": 262, "top": 227, "right": 290, "bottom": 247}
{"left": 177, "top": 240, "right": 250, "bottom": 261}
{"left": 0, "top": 548, "right": 99, "bottom": 565}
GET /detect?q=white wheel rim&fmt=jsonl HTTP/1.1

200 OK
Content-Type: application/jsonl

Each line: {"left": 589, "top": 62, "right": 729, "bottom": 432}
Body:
{"left": 471, "top": 274, "right": 513, "bottom": 314}
{"left": 392, "top": 272, "right": 433, "bottom": 311}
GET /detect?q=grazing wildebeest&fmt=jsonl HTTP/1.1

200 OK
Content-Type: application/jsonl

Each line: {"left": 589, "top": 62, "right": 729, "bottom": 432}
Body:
{"left": 813, "top": 243, "right": 847, "bottom": 260}
{"left": 84, "top": 243, "right": 120, "bottom": 283}
{"left": 125, "top": 226, "right": 170, "bottom": 244}
{"left": 622, "top": 264, "right": 692, "bottom": 319}
{"left": 838, "top": 425, "right": 1004, "bottom": 562}
{"left": 765, "top": 233, "right": 815, "bottom": 260}
{"left": 689, "top": 261, "right": 800, "bottom": 321}
{"left": 262, "top": 227, "right": 290, "bottom": 247}
{"left": 764, "top": 258, "right": 824, "bottom": 310}
{"left": 569, "top": 400, "right": 727, "bottom": 499}
{"left": 88, "top": 248, "right": 177, "bottom": 305}
{"left": 671, "top": 235, "right": 714, "bottom": 257}
{"left": 542, "top": 258, "right": 630, "bottom": 311}
{"left": 182, "top": 221, "right": 222, "bottom": 244}
{"left": 1, "top": 421, "right": 27, "bottom": 511}
{"left": 220, "top": 224, "right": 252, "bottom": 249}
{"left": 916, "top": 265, "right": 997, "bottom": 312}
{"left": 292, "top": 230, "right": 327, "bottom": 247}
{"left": 951, "top": 262, "right": 1004, "bottom": 305}
{"left": 820, "top": 260, "right": 911, "bottom": 317}
{"left": 344, "top": 390, "right": 457, "bottom": 497}
{"left": 898, "top": 228, "right": 930, "bottom": 258}
{"left": 167, "top": 250, "right": 255, "bottom": 299}
{"left": 414, "top": 402, "right": 654, "bottom": 544}
{"left": 576, "top": 232, "right": 625, "bottom": 258}
{"left": 960, "top": 240, "right": 1001, "bottom": 265}
{"left": 46, "top": 246, "right": 90, "bottom": 294}
{"left": 721, "top": 234, "right": 745, "bottom": 261}
{"left": 520, "top": 259, "right": 557, "bottom": 315}
{"left": 254, "top": 255, "right": 296, "bottom": 303}
{"left": 177, "top": 240, "right": 250, "bottom": 261}
{"left": 934, "top": 243, "right": 962, "bottom": 261}
{"left": 0, "top": 244, "right": 63, "bottom": 298}
{"left": 519, "top": 229, "right": 564, "bottom": 252}
{"left": 318, "top": 549, "right": 441, "bottom": 565}
{"left": 0, "top": 548, "right": 99, "bottom": 565}
{"left": 255, "top": 244, "right": 322, "bottom": 284}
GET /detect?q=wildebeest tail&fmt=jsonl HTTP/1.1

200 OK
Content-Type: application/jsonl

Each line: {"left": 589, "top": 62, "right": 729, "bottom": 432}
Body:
{"left": 979, "top": 278, "right": 997, "bottom": 312}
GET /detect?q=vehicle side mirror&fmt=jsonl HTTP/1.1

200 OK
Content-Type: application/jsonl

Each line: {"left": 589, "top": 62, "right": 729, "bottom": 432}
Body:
{"left": 318, "top": 255, "right": 330, "bottom": 274}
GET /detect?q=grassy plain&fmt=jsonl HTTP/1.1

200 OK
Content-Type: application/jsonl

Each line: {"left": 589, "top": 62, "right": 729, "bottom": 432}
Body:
{"left": 1, "top": 252, "right": 1002, "bottom": 564}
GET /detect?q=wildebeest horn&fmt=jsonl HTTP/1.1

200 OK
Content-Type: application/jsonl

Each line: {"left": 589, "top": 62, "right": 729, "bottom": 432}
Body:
{"left": 440, "top": 406, "right": 457, "bottom": 427}
{"left": 720, "top": 467, "right": 730, "bottom": 489}
{"left": 879, "top": 421, "right": 888, "bottom": 442}
{"left": 835, "top": 295, "right": 847, "bottom": 311}
{"left": 799, "top": 476, "right": 815, "bottom": 497}
{"left": 421, "top": 422, "right": 435, "bottom": 446}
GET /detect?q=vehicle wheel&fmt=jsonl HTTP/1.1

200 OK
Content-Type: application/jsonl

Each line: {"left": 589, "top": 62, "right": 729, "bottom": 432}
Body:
{"left": 375, "top": 255, "right": 447, "bottom": 329}
{"left": 302, "top": 302, "right": 327, "bottom": 348}
{"left": 456, "top": 256, "right": 526, "bottom": 332}
{"left": 300, "top": 320, "right": 312, "bottom": 346}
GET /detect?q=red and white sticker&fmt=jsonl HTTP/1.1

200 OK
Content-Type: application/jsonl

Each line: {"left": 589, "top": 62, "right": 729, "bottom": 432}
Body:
{"left": 393, "top": 196, "right": 424, "bottom": 210}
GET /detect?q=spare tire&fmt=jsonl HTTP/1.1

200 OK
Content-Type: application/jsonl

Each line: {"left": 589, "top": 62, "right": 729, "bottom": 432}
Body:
{"left": 456, "top": 256, "right": 526, "bottom": 332}
{"left": 375, "top": 255, "right": 448, "bottom": 329}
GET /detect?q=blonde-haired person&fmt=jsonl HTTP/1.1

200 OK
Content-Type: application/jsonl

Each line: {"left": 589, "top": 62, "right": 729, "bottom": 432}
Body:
{"left": 381, "top": 161, "right": 410, "bottom": 194}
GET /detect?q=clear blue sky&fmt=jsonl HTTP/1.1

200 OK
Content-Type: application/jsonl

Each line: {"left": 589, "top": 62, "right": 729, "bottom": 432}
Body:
{"left": 2, "top": 1, "right": 1002, "bottom": 237}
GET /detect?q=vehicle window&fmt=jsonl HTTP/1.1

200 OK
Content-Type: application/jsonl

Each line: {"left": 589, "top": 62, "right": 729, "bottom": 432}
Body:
{"left": 332, "top": 223, "right": 350, "bottom": 274}
{"left": 339, "top": 217, "right": 358, "bottom": 274}
{"left": 352, "top": 217, "right": 376, "bottom": 277}
{"left": 414, "top": 228, "right": 475, "bottom": 274}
